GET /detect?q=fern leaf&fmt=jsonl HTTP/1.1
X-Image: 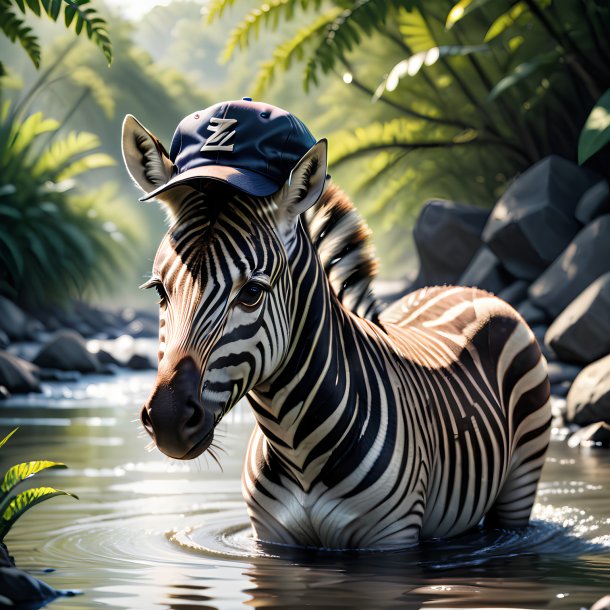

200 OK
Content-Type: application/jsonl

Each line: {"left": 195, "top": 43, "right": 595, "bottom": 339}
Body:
{"left": 0, "top": 461, "right": 67, "bottom": 497}
{"left": 0, "top": 428, "right": 18, "bottom": 450}
{"left": 206, "top": 0, "right": 239, "bottom": 22}
{"left": 0, "top": 2, "right": 42, "bottom": 67}
{"left": 253, "top": 7, "right": 343, "bottom": 97}
{"left": 69, "top": 66, "right": 115, "bottom": 118}
{"left": 445, "top": 0, "right": 492, "bottom": 29}
{"left": 3, "top": 112, "right": 59, "bottom": 162}
{"left": 60, "top": 0, "right": 112, "bottom": 64}
{"left": 56, "top": 152, "right": 115, "bottom": 181}
{"left": 32, "top": 130, "right": 100, "bottom": 178}
{"left": 0, "top": 486, "right": 77, "bottom": 541}
{"left": 484, "top": 1, "right": 527, "bottom": 41}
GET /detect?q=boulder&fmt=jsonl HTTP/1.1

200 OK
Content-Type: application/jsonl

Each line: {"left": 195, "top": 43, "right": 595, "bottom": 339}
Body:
{"left": 0, "top": 567, "right": 59, "bottom": 607}
{"left": 0, "top": 296, "right": 43, "bottom": 341}
{"left": 0, "top": 330, "right": 8, "bottom": 350}
{"left": 0, "top": 351, "right": 41, "bottom": 393}
{"left": 567, "top": 421, "right": 610, "bottom": 448}
{"left": 126, "top": 354, "right": 154, "bottom": 370}
{"left": 529, "top": 214, "right": 610, "bottom": 318}
{"left": 531, "top": 325, "right": 556, "bottom": 361}
{"left": 546, "top": 361, "right": 582, "bottom": 385}
{"left": 32, "top": 330, "right": 100, "bottom": 373}
{"left": 482, "top": 156, "right": 595, "bottom": 280}
{"left": 575, "top": 180, "right": 610, "bottom": 224}
{"left": 411, "top": 200, "right": 489, "bottom": 288}
{"left": 565, "top": 353, "right": 610, "bottom": 426}
{"left": 544, "top": 271, "right": 610, "bottom": 364}
{"left": 458, "top": 247, "right": 514, "bottom": 294}
{"left": 97, "top": 349, "right": 122, "bottom": 367}
{"left": 517, "top": 300, "right": 548, "bottom": 326}
{"left": 497, "top": 280, "right": 529, "bottom": 306}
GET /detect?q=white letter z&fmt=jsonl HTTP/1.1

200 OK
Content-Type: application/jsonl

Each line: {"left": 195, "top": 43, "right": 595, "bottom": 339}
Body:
{"left": 201, "top": 117, "right": 237, "bottom": 153}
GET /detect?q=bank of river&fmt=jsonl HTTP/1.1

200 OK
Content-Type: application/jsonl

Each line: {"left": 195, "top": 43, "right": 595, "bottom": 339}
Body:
{"left": 0, "top": 369, "right": 608, "bottom": 609}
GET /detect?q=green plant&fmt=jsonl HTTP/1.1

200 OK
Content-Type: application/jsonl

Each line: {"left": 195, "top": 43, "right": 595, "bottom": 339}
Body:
{"left": 209, "top": 0, "right": 610, "bottom": 267}
{"left": 0, "top": 99, "right": 137, "bottom": 308}
{"left": 0, "top": 0, "right": 112, "bottom": 75}
{"left": 578, "top": 88, "right": 610, "bottom": 164}
{"left": 0, "top": 428, "right": 77, "bottom": 542}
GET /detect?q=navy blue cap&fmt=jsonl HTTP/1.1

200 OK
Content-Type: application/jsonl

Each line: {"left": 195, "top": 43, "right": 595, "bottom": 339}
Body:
{"left": 140, "top": 99, "right": 317, "bottom": 200}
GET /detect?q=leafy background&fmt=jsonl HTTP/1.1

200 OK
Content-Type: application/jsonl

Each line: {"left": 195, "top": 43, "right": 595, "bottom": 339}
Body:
{"left": 1, "top": 0, "right": 609, "bottom": 311}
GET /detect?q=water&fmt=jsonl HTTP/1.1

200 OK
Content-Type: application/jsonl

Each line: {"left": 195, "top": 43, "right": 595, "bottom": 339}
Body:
{"left": 1, "top": 367, "right": 609, "bottom": 609}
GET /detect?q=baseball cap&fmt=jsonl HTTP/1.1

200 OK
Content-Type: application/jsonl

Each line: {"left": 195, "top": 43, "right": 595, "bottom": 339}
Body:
{"left": 140, "top": 98, "right": 317, "bottom": 201}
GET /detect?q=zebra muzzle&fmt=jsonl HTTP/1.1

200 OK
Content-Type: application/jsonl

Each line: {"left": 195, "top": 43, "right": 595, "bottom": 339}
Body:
{"left": 141, "top": 356, "right": 215, "bottom": 460}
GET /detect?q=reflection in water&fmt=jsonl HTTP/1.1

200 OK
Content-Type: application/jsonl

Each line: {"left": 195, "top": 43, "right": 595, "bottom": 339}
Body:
{"left": 0, "top": 370, "right": 608, "bottom": 609}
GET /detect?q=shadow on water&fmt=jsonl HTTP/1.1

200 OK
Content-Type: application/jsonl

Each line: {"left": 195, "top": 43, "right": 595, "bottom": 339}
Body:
{"left": 0, "top": 365, "right": 608, "bottom": 609}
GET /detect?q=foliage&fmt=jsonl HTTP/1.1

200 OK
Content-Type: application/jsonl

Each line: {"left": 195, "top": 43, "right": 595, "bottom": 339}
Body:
{"left": 579, "top": 88, "right": 610, "bottom": 164}
{"left": 210, "top": 0, "right": 610, "bottom": 267}
{"left": 0, "top": 0, "right": 112, "bottom": 75}
{"left": 0, "top": 428, "right": 77, "bottom": 542}
{"left": 0, "top": 99, "right": 136, "bottom": 308}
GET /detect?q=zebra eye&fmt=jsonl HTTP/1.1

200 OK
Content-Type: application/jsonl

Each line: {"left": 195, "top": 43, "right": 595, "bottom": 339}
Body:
{"left": 140, "top": 278, "right": 168, "bottom": 307}
{"left": 237, "top": 282, "right": 265, "bottom": 308}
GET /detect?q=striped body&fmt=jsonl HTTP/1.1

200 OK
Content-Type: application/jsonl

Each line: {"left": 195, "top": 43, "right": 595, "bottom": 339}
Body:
{"left": 122, "top": 126, "right": 551, "bottom": 550}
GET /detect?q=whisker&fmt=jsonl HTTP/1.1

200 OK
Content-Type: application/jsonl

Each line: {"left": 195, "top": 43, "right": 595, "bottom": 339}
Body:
{"left": 207, "top": 447, "right": 224, "bottom": 472}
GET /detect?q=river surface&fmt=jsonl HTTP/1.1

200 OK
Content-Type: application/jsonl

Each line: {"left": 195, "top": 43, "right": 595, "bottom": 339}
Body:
{"left": 1, "top": 348, "right": 609, "bottom": 609}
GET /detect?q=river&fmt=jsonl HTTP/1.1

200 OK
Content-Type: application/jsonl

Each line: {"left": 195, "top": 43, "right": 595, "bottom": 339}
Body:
{"left": 1, "top": 344, "right": 609, "bottom": 609}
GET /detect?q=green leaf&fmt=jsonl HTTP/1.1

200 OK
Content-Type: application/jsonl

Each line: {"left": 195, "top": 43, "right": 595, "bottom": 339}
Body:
{"left": 484, "top": 2, "right": 527, "bottom": 42}
{"left": 0, "top": 428, "right": 18, "bottom": 450}
{"left": 1, "top": 461, "right": 67, "bottom": 496}
{"left": 0, "top": 486, "right": 78, "bottom": 541}
{"left": 578, "top": 88, "right": 610, "bottom": 164}
{"left": 445, "top": 0, "right": 490, "bottom": 29}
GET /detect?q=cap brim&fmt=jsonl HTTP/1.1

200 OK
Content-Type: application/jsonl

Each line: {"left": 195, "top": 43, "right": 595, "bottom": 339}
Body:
{"left": 139, "top": 166, "right": 280, "bottom": 201}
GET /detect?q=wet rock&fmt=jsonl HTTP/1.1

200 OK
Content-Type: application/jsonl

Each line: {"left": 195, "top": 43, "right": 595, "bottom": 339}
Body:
{"left": 0, "top": 385, "right": 10, "bottom": 400}
{"left": 546, "top": 361, "right": 582, "bottom": 385}
{"left": 575, "top": 180, "right": 610, "bottom": 224}
{"left": 567, "top": 421, "right": 610, "bottom": 448}
{"left": 125, "top": 317, "right": 158, "bottom": 338}
{"left": 0, "top": 567, "right": 59, "bottom": 608}
{"left": 531, "top": 325, "right": 556, "bottom": 361}
{"left": 38, "top": 369, "right": 82, "bottom": 382}
{"left": 544, "top": 271, "right": 610, "bottom": 364}
{"left": 550, "top": 381, "right": 570, "bottom": 398}
{"left": 458, "top": 247, "right": 514, "bottom": 294}
{"left": 497, "top": 280, "right": 529, "bottom": 306}
{"left": 517, "top": 300, "right": 548, "bottom": 327}
{"left": 482, "top": 156, "right": 595, "bottom": 280}
{"left": 126, "top": 354, "right": 154, "bottom": 370}
{"left": 566, "top": 354, "right": 610, "bottom": 426}
{"left": 0, "top": 296, "right": 44, "bottom": 341}
{"left": 0, "top": 330, "right": 8, "bottom": 350}
{"left": 590, "top": 595, "right": 610, "bottom": 610}
{"left": 529, "top": 214, "right": 610, "bottom": 318}
{"left": 32, "top": 330, "right": 100, "bottom": 373}
{"left": 411, "top": 200, "right": 489, "bottom": 288}
{"left": 0, "top": 351, "right": 41, "bottom": 393}
{"left": 97, "top": 349, "right": 122, "bottom": 367}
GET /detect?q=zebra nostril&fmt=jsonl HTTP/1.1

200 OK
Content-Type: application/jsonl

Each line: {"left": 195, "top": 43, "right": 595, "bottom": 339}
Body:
{"left": 141, "top": 406, "right": 154, "bottom": 438}
{"left": 185, "top": 398, "right": 205, "bottom": 431}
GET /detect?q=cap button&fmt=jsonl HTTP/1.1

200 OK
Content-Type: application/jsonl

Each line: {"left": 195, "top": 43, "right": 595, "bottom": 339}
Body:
{"left": 242, "top": 97, "right": 253, "bottom": 102}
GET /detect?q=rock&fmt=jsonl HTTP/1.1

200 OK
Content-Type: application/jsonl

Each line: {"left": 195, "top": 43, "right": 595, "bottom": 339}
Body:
{"left": 550, "top": 381, "right": 570, "bottom": 398}
{"left": 544, "top": 271, "right": 610, "bottom": 364}
{"left": 38, "top": 369, "right": 82, "bottom": 382}
{"left": 458, "top": 247, "right": 514, "bottom": 294}
{"left": 566, "top": 354, "right": 610, "bottom": 426}
{"left": 0, "top": 351, "right": 41, "bottom": 393}
{"left": 531, "top": 325, "right": 556, "bottom": 361}
{"left": 32, "top": 330, "right": 100, "bottom": 373}
{"left": 125, "top": 317, "right": 158, "bottom": 338}
{"left": 575, "top": 180, "right": 610, "bottom": 224}
{"left": 567, "top": 421, "right": 610, "bottom": 448}
{"left": 517, "top": 300, "right": 548, "bottom": 326}
{"left": 482, "top": 156, "right": 596, "bottom": 280}
{"left": 0, "top": 330, "right": 8, "bottom": 350}
{"left": 497, "top": 280, "right": 529, "bottom": 306}
{"left": 126, "top": 354, "right": 154, "bottom": 370}
{"left": 529, "top": 214, "right": 610, "bottom": 318}
{"left": 0, "top": 567, "right": 59, "bottom": 607}
{"left": 411, "top": 200, "right": 489, "bottom": 288}
{"left": 0, "top": 385, "right": 10, "bottom": 400}
{"left": 590, "top": 595, "right": 610, "bottom": 610}
{"left": 96, "top": 349, "right": 122, "bottom": 367}
{"left": 546, "top": 361, "right": 582, "bottom": 385}
{"left": 0, "top": 296, "right": 43, "bottom": 341}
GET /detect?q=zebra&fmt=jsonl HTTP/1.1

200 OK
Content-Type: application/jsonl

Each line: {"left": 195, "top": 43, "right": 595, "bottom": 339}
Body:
{"left": 122, "top": 104, "right": 551, "bottom": 550}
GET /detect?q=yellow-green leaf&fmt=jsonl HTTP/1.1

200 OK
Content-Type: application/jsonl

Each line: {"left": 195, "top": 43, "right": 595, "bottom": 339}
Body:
{"left": 1, "top": 461, "right": 67, "bottom": 495}
{"left": 0, "top": 428, "right": 18, "bottom": 450}
{"left": 578, "top": 88, "right": 610, "bottom": 164}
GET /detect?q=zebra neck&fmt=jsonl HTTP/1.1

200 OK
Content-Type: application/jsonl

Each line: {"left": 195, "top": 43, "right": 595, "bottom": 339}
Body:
{"left": 248, "top": 227, "right": 382, "bottom": 487}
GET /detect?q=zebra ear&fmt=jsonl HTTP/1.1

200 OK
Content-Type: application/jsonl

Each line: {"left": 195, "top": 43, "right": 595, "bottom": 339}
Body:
{"left": 121, "top": 114, "right": 174, "bottom": 196}
{"left": 277, "top": 139, "right": 327, "bottom": 239}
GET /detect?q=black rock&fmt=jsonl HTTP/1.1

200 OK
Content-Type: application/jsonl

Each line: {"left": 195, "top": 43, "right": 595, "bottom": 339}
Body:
{"left": 482, "top": 156, "right": 595, "bottom": 280}
{"left": 575, "top": 180, "right": 610, "bottom": 224}
{"left": 0, "top": 385, "right": 10, "bottom": 400}
{"left": 546, "top": 361, "right": 582, "bottom": 385}
{"left": 568, "top": 421, "right": 610, "bottom": 448}
{"left": 32, "top": 330, "right": 100, "bottom": 373}
{"left": 544, "top": 271, "right": 610, "bottom": 364}
{"left": 566, "top": 353, "right": 610, "bottom": 426}
{"left": 125, "top": 317, "right": 158, "bottom": 338}
{"left": 458, "top": 247, "right": 514, "bottom": 294}
{"left": 529, "top": 214, "right": 610, "bottom": 318}
{"left": 531, "top": 325, "right": 556, "bottom": 361}
{"left": 127, "top": 354, "right": 154, "bottom": 370}
{"left": 0, "top": 566, "right": 59, "bottom": 608}
{"left": 497, "top": 280, "right": 529, "bottom": 306}
{"left": 550, "top": 381, "right": 570, "bottom": 398}
{"left": 0, "top": 296, "right": 43, "bottom": 341}
{"left": 411, "top": 200, "right": 489, "bottom": 288}
{"left": 590, "top": 595, "right": 610, "bottom": 610}
{"left": 37, "top": 369, "right": 82, "bottom": 382}
{"left": 0, "top": 351, "right": 41, "bottom": 393}
{"left": 97, "top": 349, "right": 122, "bottom": 367}
{"left": 0, "top": 329, "right": 8, "bottom": 350}
{"left": 517, "top": 300, "right": 548, "bottom": 326}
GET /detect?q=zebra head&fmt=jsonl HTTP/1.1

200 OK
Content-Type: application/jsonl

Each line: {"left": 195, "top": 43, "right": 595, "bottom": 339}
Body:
{"left": 122, "top": 114, "right": 327, "bottom": 460}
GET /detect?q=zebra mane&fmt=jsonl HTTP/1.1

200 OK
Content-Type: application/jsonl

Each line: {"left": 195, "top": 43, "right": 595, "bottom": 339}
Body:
{"left": 304, "top": 183, "right": 381, "bottom": 323}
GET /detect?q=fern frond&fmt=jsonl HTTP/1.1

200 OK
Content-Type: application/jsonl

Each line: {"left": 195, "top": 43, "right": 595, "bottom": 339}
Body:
{"left": 397, "top": 7, "right": 441, "bottom": 53}
{"left": 206, "top": 0, "right": 239, "bottom": 22}
{"left": 222, "top": 0, "right": 322, "bottom": 63}
{"left": 0, "top": 1, "right": 41, "bottom": 67}
{"left": 253, "top": 7, "right": 343, "bottom": 97}
{"left": 32, "top": 131, "right": 100, "bottom": 179}
{"left": 70, "top": 66, "right": 115, "bottom": 118}
{"left": 56, "top": 152, "right": 114, "bottom": 181}
{"left": 61, "top": 0, "right": 112, "bottom": 64}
